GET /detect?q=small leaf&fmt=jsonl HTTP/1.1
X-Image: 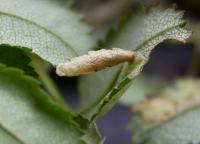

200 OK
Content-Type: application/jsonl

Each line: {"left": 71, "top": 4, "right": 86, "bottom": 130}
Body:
{"left": 79, "top": 7, "right": 191, "bottom": 120}
{"left": 0, "top": 0, "right": 95, "bottom": 65}
{"left": 0, "top": 64, "right": 102, "bottom": 144}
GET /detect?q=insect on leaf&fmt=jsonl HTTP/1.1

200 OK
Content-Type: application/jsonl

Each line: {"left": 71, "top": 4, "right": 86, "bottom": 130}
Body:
{"left": 56, "top": 48, "right": 136, "bottom": 77}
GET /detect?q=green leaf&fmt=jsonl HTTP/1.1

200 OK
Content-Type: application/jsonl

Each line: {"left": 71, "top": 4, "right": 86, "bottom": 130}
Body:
{"left": 128, "top": 79, "right": 200, "bottom": 144}
{"left": 127, "top": 116, "right": 161, "bottom": 144}
{"left": 0, "top": 45, "right": 65, "bottom": 107}
{"left": 0, "top": 45, "right": 37, "bottom": 77}
{"left": 0, "top": 64, "right": 102, "bottom": 144}
{"left": 79, "top": 7, "right": 191, "bottom": 120}
{"left": 141, "top": 107, "right": 200, "bottom": 144}
{"left": 120, "top": 74, "right": 167, "bottom": 106}
{"left": 0, "top": 0, "right": 95, "bottom": 65}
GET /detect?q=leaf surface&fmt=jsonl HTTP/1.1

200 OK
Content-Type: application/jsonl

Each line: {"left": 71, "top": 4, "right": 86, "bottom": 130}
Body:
{"left": 144, "top": 107, "right": 200, "bottom": 144}
{"left": 0, "top": 45, "right": 37, "bottom": 77}
{"left": 128, "top": 79, "right": 200, "bottom": 144}
{"left": 0, "top": 64, "right": 102, "bottom": 144}
{"left": 0, "top": 0, "right": 95, "bottom": 65}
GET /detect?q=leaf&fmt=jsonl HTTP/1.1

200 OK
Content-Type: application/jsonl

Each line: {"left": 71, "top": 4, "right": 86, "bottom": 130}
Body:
{"left": 0, "top": 44, "right": 65, "bottom": 107}
{"left": 128, "top": 79, "right": 200, "bottom": 144}
{"left": 131, "top": 79, "right": 200, "bottom": 123}
{"left": 0, "top": 64, "right": 102, "bottom": 144}
{"left": 0, "top": 0, "right": 95, "bottom": 65}
{"left": 159, "top": 79, "right": 200, "bottom": 112}
{"left": 78, "top": 7, "right": 191, "bottom": 120}
{"left": 127, "top": 116, "right": 161, "bottom": 144}
{"left": 119, "top": 74, "right": 167, "bottom": 106}
{"left": 0, "top": 45, "right": 37, "bottom": 77}
{"left": 141, "top": 107, "right": 200, "bottom": 144}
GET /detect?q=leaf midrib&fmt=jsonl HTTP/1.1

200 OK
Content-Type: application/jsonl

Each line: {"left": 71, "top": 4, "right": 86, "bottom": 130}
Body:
{"left": 134, "top": 22, "right": 187, "bottom": 53}
{"left": 0, "top": 122, "right": 26, "bottom": 144}
{"left": 0, "top": 11, "right": 79, "bottom": 58}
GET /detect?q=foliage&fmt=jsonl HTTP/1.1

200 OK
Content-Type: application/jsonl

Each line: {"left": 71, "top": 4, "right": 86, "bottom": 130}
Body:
{"left": 79, "top": 7, "right": 191, "bottom": 120}
{"left": 0, "top": 0, "right": 95, "bottom": 65}
{"left": 0, "top": 0, "right": 195, "bottom": 143}
{"left": 0, "top": 64, "right": 90, "bottom": 144}
{"left": 128, "top": 79, "right": 200, "bottom": 144}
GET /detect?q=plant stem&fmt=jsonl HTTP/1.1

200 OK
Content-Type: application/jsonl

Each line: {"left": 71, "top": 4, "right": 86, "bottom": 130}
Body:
{"left": 80, "top": 65, "right": 124, "bottom": 115}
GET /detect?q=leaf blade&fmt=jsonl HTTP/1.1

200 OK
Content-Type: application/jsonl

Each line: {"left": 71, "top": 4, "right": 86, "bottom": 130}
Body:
{"left": 0, "top": 0, "right": 95, "bottom": 65}
{"left": 145, "top": 107, "right": 200, "bottom": 144}
{"left": 128, "top": 79, "right": 200, "bottom": 144}
{"left": 0, "top": 64, "right": 103, "bottom": 144}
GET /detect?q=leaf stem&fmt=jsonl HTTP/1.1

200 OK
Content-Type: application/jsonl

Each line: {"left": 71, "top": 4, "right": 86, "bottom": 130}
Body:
{"left": 30, "top": 55, "right": 69, "bottom": 108}
{"left": 80, "top": 65, "right": 124, "bottom": 115}
{"left": 0, "top": 123, "right": 26, "bottom": 144}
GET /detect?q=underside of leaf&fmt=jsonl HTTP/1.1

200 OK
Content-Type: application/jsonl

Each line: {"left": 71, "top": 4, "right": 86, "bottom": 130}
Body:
{"left": 0, "top": 0, "right": 95, "bottom": 65}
